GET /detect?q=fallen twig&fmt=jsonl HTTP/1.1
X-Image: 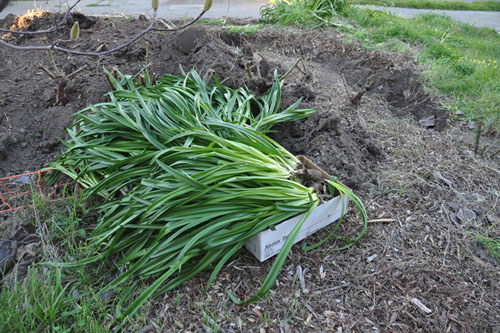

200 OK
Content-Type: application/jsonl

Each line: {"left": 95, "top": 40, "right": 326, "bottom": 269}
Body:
{"left": 367, "top": 218, "right": 396, "bottom": 223}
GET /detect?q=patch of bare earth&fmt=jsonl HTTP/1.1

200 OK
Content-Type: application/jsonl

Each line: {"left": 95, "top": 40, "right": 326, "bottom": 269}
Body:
{"left": 0, "top": 13, "right": 499, "bottom": 332}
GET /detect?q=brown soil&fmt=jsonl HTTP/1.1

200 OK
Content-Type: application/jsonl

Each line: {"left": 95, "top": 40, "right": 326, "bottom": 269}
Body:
{"left": 0, "top": 13, "right": 499, "bottom": 332}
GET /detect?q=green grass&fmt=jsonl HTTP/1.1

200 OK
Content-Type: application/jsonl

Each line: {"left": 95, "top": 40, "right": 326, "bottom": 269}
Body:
{"left": 0, "top": 196, "right": 110, "bottom": 331}
{"left": 226, "top": 24, "right": 262, "bottom": 36}
{"left": 0, "top": 266, "right": 110, "bottom": 332}
{"left": 197, "top": 19, "right": 263, "bottom": 35}
{"left": 477, "top": 221, "right": 500, "bottom": 262}
{"left": 477, "top": 234, "right": 500, "bottom": 261}
{"left": 0, "top": 194, "right": 154, "bottom": 331}
{"left": 345, "top": 9, "right": 500, "bottom": 128}
{"left": 259, "top": 2, "right": 500, "bottom": 128}
{"left": 261, "top": 0, "right": 351, "bottom": 27}
{"left": 353, "top": 0, "right": 500, "bottom": 12}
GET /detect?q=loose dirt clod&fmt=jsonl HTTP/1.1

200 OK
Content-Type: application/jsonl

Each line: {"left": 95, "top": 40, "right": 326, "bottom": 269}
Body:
{"left": 176, "top": 25, "right": 206, "bottom": 54}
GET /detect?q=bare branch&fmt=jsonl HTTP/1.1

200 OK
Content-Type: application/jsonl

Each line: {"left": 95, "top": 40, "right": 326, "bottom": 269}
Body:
{"left": 67, "top": 64, "right": 88, "bottom": 79}
{"left": 152, "top": 11, "right": 206, "bottom": 32}
{"left": 37, "top": 63, "right": 57, "bottom": 80}
{"left": 0, "top": 8, "right": 209, "bottom": 56}
{"left": 43, "top": 38, "right": 61, "bottom": 74}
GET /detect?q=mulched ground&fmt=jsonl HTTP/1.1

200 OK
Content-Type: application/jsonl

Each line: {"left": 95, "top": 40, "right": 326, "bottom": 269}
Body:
{"left": 0, "top": 12, "right": 499, "bottom": 332}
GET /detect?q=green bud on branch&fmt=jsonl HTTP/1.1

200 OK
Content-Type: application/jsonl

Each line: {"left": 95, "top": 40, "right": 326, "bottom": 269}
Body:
{"left": 203, "top": 0, "right": 213, "bottom": 12}
{"left": 152, "top": 0, "right": 159, "bottom": 11}
{"left": 70, "top": 22, "right": 80, "bottom": 41}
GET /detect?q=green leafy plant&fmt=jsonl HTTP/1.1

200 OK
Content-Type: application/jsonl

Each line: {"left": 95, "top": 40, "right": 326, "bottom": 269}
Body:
{"left": 50, "top": 69, "right": 367, "bottom": 320}
{"left": 226, "top": 24, "right": 262, "bottom": 36}
{"left": 477, "top": 235, "right": 500, "bottom": 261}
{"left": 261, "top": 0, "right": 350, "bottom": 27}
{"left": 477, "top": 221, "right": 500, "bottom": 262}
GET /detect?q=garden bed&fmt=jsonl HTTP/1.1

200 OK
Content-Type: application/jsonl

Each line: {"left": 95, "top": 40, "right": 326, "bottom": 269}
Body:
{"left": 0, "top": 12, "right": 499, "bottom": 332}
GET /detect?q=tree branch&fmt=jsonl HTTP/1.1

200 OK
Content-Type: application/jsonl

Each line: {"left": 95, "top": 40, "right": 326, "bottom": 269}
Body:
{"left": 0, "top": 8, "right": 209, "bottom": 56}
{"left": 152, "top": 11, "right": 206, "bottom": 32}
{"left": 67, "top": 64, "right": 88, "bottom": 79}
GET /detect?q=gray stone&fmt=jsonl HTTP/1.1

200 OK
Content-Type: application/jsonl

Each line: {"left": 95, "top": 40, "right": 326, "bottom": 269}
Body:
{"left": 418, "top": 115, "right": 435, "bottom": 128}
{"left": 456, "top": 208, "right": 477, "bottom": 223}
{"left": 433, "top": 171, "right": 453, "bottom": 188}
{"left": 447, "top": 202, "right": 460, "bottom": 212}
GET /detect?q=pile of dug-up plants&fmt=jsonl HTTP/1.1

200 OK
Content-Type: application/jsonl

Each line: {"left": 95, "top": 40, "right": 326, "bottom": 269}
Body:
{"left": 51, "top": 68, "right": 367, "bottom": 319}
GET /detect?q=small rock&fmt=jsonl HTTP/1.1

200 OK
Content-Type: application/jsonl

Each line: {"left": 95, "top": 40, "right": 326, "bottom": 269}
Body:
{"left": 21, "top": 142, "right": 28, "bottom": 149}
{"left": 467, "top": 122, "right": 477, "bottom": 130}
{"left": 418, "top": 115, "right": 435, "bottom": 128}
{"left": 463, "top": 209, "right": 477, "bottom": 220}
{"left": 433, "top": 171, "right": 453, "bottom": 188}
{"left": 473, "top": 193, "right": 486, "bottom": 202}
{"left": 456, "top": 208, "right": 477, "bottom": 223}
{"left": 367, "top": 254, "right": 377, "bottom": 262}
{"left": 99, "top": 289, "right": 116, "bottom": 303}
{"left": 447, "top": 202, "right": 460, "bottom": 212}
{"left": 486, "top": 214, "right": 497, "bottom": 224}
{"left": 63, "top": 63, "right": 77, "bottom": 75}
{"left": 42, "top": 89, "right": 54, "bottom": 103}
{"left": 139, "top": 325, "right": 155, "bottom": 333}
{"left": 319, "top": 265, "right": 326, "bottom": 279}
{"left": 13, "top": 173, "right": 32, "bottom": 185}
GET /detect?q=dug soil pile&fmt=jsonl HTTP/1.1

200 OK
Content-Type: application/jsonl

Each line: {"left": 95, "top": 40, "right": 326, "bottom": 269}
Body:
{"left": 0, "top": 13, "right": 498, "bottom": 331}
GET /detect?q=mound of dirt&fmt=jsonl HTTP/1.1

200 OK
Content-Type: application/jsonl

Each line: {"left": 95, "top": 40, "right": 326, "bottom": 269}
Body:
{"left": 0, "top": 13, "right": 444, "bottom": 178}
{"left": 1, "top": 13, "right": 499, "bottom": 332}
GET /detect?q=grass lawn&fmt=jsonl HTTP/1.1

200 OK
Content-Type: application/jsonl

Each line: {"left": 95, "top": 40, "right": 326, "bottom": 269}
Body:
{"left": 345, "top": 8, "right": 500, "bottom": 128}
{"left": 261, "top": 0, "right": 500, "bottom": 129}
{"left": 353, "top": 0, "right": 500, "bottom": 12}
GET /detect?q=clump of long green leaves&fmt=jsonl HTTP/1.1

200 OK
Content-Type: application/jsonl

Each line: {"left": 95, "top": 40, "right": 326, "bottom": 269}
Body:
{"left": 51, "top": 69, "right": 366, "bottom": 319}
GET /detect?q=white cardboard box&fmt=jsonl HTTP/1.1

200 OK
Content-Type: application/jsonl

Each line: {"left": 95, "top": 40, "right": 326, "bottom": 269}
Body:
{"left": 244, "top": 195, "right": 349, "bottom": 262}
